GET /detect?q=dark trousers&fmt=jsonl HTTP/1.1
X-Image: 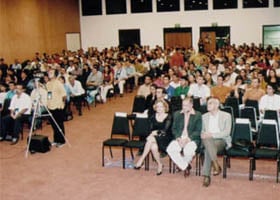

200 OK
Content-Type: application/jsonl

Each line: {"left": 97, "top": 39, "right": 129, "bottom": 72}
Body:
{"left": 70, "top": 95, "right": 83, "bottom": 113}
{"left": 1, "top": 114, "right": 29, "bottom": 139}
{"left": 49, "top": 109, "right": 65, "bottom": 144}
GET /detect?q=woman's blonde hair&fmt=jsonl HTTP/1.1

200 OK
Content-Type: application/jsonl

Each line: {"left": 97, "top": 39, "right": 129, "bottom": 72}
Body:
{"left": 153, "top": 99, "right": 169, "bottom": 113}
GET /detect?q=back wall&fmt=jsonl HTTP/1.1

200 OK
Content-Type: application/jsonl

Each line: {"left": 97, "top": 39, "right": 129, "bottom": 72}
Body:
{"left": 0, "top": 0, "right": 80, "bottom": 64}
{"left": 80, "top": 0, "right": 280, "bottom": 51}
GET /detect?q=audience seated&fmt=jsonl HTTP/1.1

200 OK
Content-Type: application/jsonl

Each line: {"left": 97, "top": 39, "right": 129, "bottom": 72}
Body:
{"left": 113, "top": 61, "right": 127, "bottom": 97}
{"left": 0, "top": 84, "right": 32, "bottom": 144}
{"left": 86, "top": 65, "right": 103, "bottom": 104}
{"left": 242, "top": 78, "right": 265, "bottom": 104}
{"left": 68, "top": 76, "right": 85, "bottom": 116}
{"left": 137, "top": 75, "right": 152, "bottom": 98}
{"left": 211, "top": 74, "right": 232, "bottom": 104}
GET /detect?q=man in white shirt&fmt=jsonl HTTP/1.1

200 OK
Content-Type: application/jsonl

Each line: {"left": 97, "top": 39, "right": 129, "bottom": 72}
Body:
{"left": 201, "top": 97, "right": 232, "bottom": 187}
{"left": 68, "top": 76, "right": 85, "bottom": 116}
{"left": 0, "top": 84, "right": 32, "bottom": 144}
{"left": 188, "top": 75, "right": 210, "bottom": 105}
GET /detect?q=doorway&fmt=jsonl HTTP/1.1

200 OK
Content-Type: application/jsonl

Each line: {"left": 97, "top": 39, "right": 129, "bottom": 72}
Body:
{"left": 164, "top": 27, "right": 192, "bottom": 49}
{"left": 200, "top": 26, "right": 230, "bottom": 53}
{"left": 119, "top": 29, "right": 141, "bottom": 49}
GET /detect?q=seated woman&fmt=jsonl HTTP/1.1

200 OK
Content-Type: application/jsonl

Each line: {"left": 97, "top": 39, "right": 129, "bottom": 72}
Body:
{"left": 134, "top": 99, "right": 172, "bottom": 175}
{"left": 99, "top": 65, "right": 114, "bottom": 103}
{"left": 259, "top": 84, "right": 280, "bottom": 118}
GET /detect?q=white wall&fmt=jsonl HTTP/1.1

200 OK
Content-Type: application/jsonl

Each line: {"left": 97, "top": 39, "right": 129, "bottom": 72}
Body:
{"left": 79, "top": 0, "right": 280, "bottom": 51}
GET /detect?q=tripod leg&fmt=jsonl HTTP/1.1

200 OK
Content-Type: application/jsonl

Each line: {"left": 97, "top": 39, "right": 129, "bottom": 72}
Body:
{"left": 25, "top": 101, "right": 40, "bottom": 158}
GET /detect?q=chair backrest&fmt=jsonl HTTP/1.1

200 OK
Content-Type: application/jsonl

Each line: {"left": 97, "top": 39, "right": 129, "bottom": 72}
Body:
{"left": 1, "top": 98, "right": 11, "bottom": 117}
{"left": 170, "top": 96, "right": 182, "bottom": 113}
{"left": 240, "top": 106, "right": 258, "bottom": 131}
{"left": 221, "top": 106, "right": 235, "bottom": 135}
{"left": 232, "top": 118, "right": 253, "bottom": 143}
{"left": 132, "top": 95, "right": 146, "bottom": 113}
{"left": 264, "top": 110, "right": 279, "bottom": 127}
{"left": 225, "top": 97, "right": 239, "bottom": 118}
{"left": 256, "top": 119, "right": 279, "bottom": 149}
{"left": 245, "top": 99, "right": 260, "bottom": 118}
{"left": 193, "top": 97, "right": 201, "bottom": 111}
{"left": 132, "top": 113, "right": 150, "bottom": 138}
{"left": 111, "top": 112, "right": 130, "bottom": 139}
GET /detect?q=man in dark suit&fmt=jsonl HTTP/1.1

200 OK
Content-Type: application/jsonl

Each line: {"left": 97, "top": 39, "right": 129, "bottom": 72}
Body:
{"left": 167, "top": 97, "right": 202, "bottom": 175}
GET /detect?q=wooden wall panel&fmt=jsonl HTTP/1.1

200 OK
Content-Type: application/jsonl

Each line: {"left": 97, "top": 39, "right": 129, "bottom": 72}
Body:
{"left": 0, "top": 0, "right": 80, "bottom": 64}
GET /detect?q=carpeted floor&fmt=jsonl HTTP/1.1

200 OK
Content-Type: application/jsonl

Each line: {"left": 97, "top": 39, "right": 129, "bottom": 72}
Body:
{"left": 0, "top": 91, "right": 279, "bottom": 200}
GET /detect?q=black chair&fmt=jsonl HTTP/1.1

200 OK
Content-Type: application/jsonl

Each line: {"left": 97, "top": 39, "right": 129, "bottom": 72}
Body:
{"left": 193, "top": 97, "right": 201, "bottom": 112}
{"left": 245, "top": 99, "right": 260, "bottom": 119}
{"left": 221, "top": 106, "right": 235, "bottom": 135}
{"left": 1, "top": 98, "right": 11, "bottom": 117}
{"left": 225, "top": 97, "right": 239, "bottom": 118}
{"left": 102, "top": 112, "right": 130, "bottom": 168}
{"left": 251, "top": 119, "right": 280, "bottom": 183}
{"left": 240, "top": 107, "right": 259, "bottom": 139}
{"left": 264, "top": 110, "right": 279, "bottom": 129}
{"left": 132, "top": 95, "right": 146, "bottom": 113}
{"left": 223, "top": 118, "right": 254, "bottom": 180}
{"left": 170, "top": 96, "right": 182, "bottom": 114}
{"left": 123, "top": 113, "right": 150, "bottom": 169}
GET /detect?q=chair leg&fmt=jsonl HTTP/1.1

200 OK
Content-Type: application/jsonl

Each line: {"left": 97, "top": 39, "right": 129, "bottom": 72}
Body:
{"left": 122, "top": 147, "right": 125, "bottom": 169}
{"left": 169, "top": 157, "right": 172, "bottom": 173}
{"left": 198, "top": 153, "right": 204, "bottom": 176}
{"left": 109, "top": 146, "right": 113, "bottom": 158}
{"left": 195, "top": 154, "right": 199, "bottom": 176}
{"left": 227, "top": 156, "right": 231, "bottom": 168}
{"left": 223, "top": 155, "right": 227, "bottom": 178}
{"left": 145, "top": 153, "right": 149, "bottom": 171}
{"left": 102, "top": 145, "right": 105, "bottom": 167}
{"left": 130, "top": 148, "right": 134, "bottom": 160}
{"left": 276, "top": 159, "right": 279, "bottom": 183}
{"left": 249, "top": 158, "right": 254, "bottom": 181}
{"left": 20, "top": 130, "right": 24, "bottom": 140}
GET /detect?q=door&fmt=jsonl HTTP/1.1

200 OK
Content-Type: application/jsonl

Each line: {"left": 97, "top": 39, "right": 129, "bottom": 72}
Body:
{"left": 164, "top": 32, "right": 192, "bottom": 49}
{"left": 119, "top": 29, "right": 140, "bottom": 49}
{"left": 164, "top": 28, "right": 192, "bottom": 49}
{"left": 66, "top": 33, "right": 81, "bottom": 51}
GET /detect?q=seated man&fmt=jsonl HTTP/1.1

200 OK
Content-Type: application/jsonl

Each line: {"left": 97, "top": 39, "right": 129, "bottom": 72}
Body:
{"left": 174, "top": 76, "right": 189, "bottom": 98}
{"left": 137, "top": 75, "right": 152, "bottom": 98}
{"left": 167, "top": 97, "right": 202, "bottom": 176}
{"left": 113, "top": 61, "right": 127, "bottom": 97}
{"left": 211, "top": 74, "right": 232, "bottom": 104}
{"left": 242, "top": 78, "right": 265, "bottom": 104}
{"left": 86, "top": 65, "right": 103, "bottom": 104}
{"left": 201, "top": 97, "right": 232, "bottom": 187}
{"left": 68, "top": 76, "right": 85, "bottom": 116}
{"left": 0, "top": 84, "right": 32, "bottom": 144}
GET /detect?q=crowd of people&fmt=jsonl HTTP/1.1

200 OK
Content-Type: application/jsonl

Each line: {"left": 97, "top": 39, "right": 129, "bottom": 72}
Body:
{"left": 0, "top": 42, "right": 280, "bottom": 186}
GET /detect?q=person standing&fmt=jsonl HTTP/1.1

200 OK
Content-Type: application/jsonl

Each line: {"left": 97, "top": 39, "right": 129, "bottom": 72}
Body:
{"left": 46, "top": 68, "right": 66, "bottom": 147}
{"left": 201, "top": 97, "right": 232, "bottom": 187}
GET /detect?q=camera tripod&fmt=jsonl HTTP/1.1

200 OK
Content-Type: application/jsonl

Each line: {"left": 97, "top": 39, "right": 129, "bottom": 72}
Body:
{"left": 25, "top": 86, "right": 71, "bottom": 158}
